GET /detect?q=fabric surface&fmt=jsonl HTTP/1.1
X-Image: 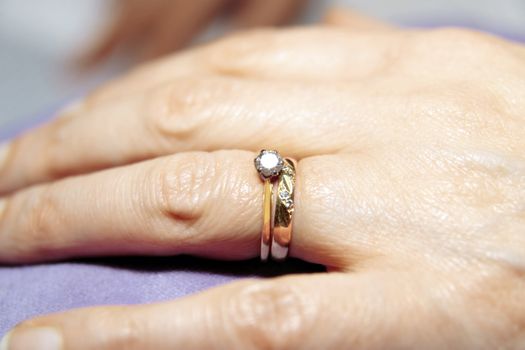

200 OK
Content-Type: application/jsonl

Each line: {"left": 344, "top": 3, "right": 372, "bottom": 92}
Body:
{"left": 0, "top": 257, "right": 322, "bottom": 335}
{"left": 0, "top": 113, "right": 322, "bottom": 335}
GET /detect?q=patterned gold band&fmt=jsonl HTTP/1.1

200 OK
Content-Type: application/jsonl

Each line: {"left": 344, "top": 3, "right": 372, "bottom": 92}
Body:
{"left": 271, "top": 158, "right": 296, "bottom": 261}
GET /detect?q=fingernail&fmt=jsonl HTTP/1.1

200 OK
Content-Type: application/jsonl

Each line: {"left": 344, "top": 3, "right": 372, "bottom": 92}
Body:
{"left": 0, "top": 327, "right": 62, "bottom": 350}
{"left": 0, "top": 142, "right": 11, "bottom": 171}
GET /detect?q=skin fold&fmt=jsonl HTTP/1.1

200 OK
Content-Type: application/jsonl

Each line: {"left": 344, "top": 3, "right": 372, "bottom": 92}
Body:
{"left": 0, "top": 9, "right": 524, "bottom": 350}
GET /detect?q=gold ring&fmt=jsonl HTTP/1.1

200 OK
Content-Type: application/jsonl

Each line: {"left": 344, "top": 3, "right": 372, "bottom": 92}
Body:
{"left": 254, "top": 150, "right": 284, "bottom": 261}
{"left": 260, "top": 178, "right": 272, "bottom": 261}
{"left": 271, "top": 158, "right": 296, "bottom": 261}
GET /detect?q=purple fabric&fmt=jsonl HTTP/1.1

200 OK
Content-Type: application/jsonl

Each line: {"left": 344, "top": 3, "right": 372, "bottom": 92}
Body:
{"left": 0, "top": 257, "right": 321, "bottom": 335}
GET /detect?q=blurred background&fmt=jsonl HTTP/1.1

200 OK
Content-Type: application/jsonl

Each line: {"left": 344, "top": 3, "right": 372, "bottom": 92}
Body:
{"left": 1, "top": 0, "right": 524, "bottom": 140}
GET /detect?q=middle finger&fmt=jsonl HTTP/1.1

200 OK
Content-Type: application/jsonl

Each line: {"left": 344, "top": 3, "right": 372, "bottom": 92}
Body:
{"left": 0, "top": 77, "right": 369, "bottom": 194}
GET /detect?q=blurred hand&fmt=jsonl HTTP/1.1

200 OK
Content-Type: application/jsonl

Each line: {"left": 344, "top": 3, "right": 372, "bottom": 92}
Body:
{"left": 1, "top": 9, "right": 525, "bottom": 349}
{"left": 80, "top": 0, "right": 306, "bottom": 68}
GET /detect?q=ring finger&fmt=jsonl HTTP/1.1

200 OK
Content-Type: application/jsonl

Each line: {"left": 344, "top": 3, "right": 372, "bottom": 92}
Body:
{"left": 0, "top": 150, "right": 344, "bottom": 267}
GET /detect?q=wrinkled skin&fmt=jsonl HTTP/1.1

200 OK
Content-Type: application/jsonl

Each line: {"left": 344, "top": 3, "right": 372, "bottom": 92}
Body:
{"left": 0, "top": 9, "right": 524, "bottom": 350}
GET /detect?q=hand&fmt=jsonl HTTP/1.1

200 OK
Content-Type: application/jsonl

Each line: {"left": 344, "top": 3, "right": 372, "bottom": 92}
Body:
{"left": 79, "top": 0, "right": 306, "bottom": 67}
{"left": 1, "top": 9, "right": 524, "bottom": 349}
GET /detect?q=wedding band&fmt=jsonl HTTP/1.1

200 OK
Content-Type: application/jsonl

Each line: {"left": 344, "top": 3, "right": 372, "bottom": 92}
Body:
{"left": 271, "top": 158, "right": 296, "bottom": 261}
{"left": 254, "top": 150, "right": 284, "bottom": 261}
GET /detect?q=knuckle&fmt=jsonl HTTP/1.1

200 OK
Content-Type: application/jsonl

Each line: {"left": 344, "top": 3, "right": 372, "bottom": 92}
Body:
{"left": 27, "top": 188, "right": 60, "bottom": 243}
{"left": 154, "top": 152, "right": 216, "bottom": 238}
{"left": 143, "top": 79, "right": 211, "bottom": 146}
{"left": 227, "top": 281, "right": 315, "bottom": 349}
{"left": 158, "top": 152, "right": 214, "bottom": 217}
{"left": 205, "top": 27, "right": 356, "bottom": 77}
{"left": 153, "top": 150, "right": 259, "bottom": 246}
{"left": 15, "top": 187, "right": 63, "bottom": 258}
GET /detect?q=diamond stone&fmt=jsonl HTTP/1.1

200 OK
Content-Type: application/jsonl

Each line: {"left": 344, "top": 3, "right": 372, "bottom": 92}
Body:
{"left": 254, "top": 150, "right": 284, "bottom": 179}
{"left": 260, "top": 153, "right": 279, "bottom": 169}
{"left": 279, "top": 189, "right": 290, "bottom": 199}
